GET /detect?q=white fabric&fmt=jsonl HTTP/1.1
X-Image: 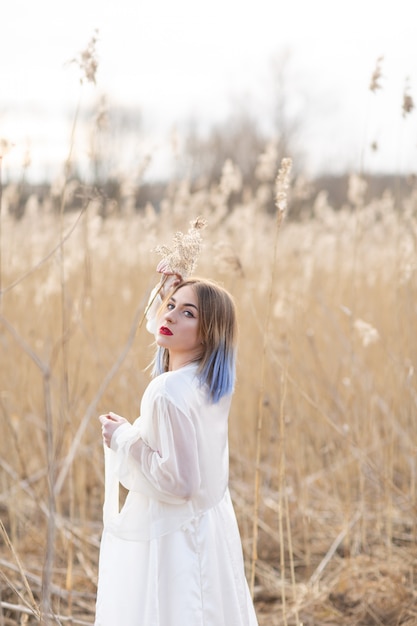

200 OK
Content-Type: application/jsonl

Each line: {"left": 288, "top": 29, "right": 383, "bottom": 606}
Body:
{"left": 145, "top": 285, "right": 162, "bottom": 335}
{"left": 95, "top": 299, "right": 258, "bottom": 625}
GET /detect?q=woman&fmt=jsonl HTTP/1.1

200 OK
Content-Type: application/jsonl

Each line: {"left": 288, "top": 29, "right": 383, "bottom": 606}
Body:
{"left": 95, "top": 267, "right": 258, "bottom": 626}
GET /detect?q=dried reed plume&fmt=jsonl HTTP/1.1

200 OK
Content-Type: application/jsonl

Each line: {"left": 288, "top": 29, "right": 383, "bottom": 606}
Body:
{"left": 2, "top": 158, "right": 417, "bottom": 624}
{"left": 154, "top": 216, "right": 208, "bottom": 278}
{"left": 402, "top": 77, "right": 415, "bottom": 118}
{"left": 142, "top": 217, "right": 208, "bottom": 327}
{"left": 348, "top": 173, "right": 368, "bottom": 207}
{"left": 213, "top": 242, "right": 245, "bottom": 278}
{"left": 251, "top": 156, "right": 293, "bottom": 602}
{"left": 255, "top": 141, "right": 278, "bottom": 182}
{"left": 354, "top": 318, "right": 380, "bottom": 347}
{"left": 70, "top": 29, "right": 99, "bottom": 85}
{"left": 275, "top": 157, "right": 293, "bottom": 223}
{"left": 369, "top": 55, "right": 384, "bottom": 93}
{"left": 0, "top": 138, "right": 14, "bottom": 158}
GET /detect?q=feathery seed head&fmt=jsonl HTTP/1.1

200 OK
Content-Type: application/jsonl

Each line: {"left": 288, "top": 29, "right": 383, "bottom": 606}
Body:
{"left": 219, "top": 159, "right": 242, "bottom": 197}
{"left": 0, "top": 138, "right": 14, "bottom": 158}
{"left": 275, "top": 157, "right": 292, "bottom": 221}
{"left": 354, "top": 319, "right": 380, "bottom": 347}
{"left": 369, "top": 56, "right": 384, "bottom": 93}
{"left": 402, "top": 78, "right": 414, "bottom": 118}
{"left": 348, "top": 173, "right": 367, "bottom": 207}
{"left": 255, "top": 141, "right": 278, "bottom": 182}
{"left": 154, "top": 217, "right": 207, "bottom": 278}
{"left": 71, "top": 30, "right": 99, "bottom": 85}
{"left": 213, "top": 242, "right": 244, "bottom": 278}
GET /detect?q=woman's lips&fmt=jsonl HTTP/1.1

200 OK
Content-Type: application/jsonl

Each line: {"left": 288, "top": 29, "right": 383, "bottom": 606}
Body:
{"left": 159, "top": 326, "right": 173, "bottom": 336}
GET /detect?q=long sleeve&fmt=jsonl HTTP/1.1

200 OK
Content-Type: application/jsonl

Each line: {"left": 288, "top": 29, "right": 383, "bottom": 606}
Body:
{"left": 111, "top": 394, "right": 201, "bottom": 504}
{"left": 145, "top": 285, "right": 162, "bottom": 334}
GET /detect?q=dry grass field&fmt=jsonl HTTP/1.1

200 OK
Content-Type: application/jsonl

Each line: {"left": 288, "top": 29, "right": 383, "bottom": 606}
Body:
{"left": 0, "top": 161, "right": 417, "bottom": 625}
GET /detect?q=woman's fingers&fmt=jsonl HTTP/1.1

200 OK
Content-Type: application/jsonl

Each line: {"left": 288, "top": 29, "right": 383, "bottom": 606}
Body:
{"left": 156, "top": 260, "right": 182, "bottom": 281}
{"left": 99, "top": 413, "right": 126, "bottom": 448}
{"left": 156, "top": 260, "right": 172, "bottom": 274}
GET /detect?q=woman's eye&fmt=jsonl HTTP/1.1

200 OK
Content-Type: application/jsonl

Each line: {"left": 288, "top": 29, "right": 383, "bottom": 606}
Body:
{"left": 167, "top": 303, "right": 174, "bottom": 310}
{"left": 184, "top": 310, "right": 195, "bottom": 318}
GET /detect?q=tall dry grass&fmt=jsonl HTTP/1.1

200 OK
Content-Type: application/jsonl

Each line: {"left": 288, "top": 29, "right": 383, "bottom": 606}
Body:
{"left": 0, "top": 164, "right": 416, "bottom": 624}
{"left": 1, "top": 42, "right": 417, "bottom": 621}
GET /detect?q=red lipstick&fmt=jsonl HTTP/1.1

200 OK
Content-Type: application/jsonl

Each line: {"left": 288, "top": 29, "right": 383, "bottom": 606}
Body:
{"left": 159, "top": 326, "right": 173, "bottom": 336}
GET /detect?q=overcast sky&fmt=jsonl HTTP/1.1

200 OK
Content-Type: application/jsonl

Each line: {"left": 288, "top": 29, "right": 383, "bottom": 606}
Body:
{"left": 1, "top": 0, "right": 416, "bottom": 181}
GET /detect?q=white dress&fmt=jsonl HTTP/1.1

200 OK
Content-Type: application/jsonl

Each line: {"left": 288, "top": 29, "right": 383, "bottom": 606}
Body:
{"left": 95, "top": 290, "right": 258, "bottom": 625}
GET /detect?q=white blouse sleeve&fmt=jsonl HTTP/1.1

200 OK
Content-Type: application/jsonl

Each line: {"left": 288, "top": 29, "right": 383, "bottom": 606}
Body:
{"left": 145, "top": 285, "right": 162, "bottom": 334}
{"left": 110, "top": 395, "right": 201, "bottom": 504}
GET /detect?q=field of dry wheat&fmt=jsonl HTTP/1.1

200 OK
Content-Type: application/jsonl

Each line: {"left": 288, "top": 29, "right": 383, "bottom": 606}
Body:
{"left": 0, "top": 160, "right": 417, "bottom": 625}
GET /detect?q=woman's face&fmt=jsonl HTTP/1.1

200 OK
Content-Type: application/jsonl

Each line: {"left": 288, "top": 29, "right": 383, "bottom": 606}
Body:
{"left": 156, "top": 284, "right": 203, "bottom": 369}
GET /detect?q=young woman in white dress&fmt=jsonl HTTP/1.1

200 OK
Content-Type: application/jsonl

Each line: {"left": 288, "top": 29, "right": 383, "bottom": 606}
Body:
{"left": 95, "top": 265, "right": 259, "bottom": 626}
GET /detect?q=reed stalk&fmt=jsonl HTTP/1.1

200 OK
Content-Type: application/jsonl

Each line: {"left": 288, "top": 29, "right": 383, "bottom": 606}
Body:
{"left": 0, "top": 156, "right": 2, "bottom": 309}
{"left": 250, "top": 158, "right": 292, "bottom": 597}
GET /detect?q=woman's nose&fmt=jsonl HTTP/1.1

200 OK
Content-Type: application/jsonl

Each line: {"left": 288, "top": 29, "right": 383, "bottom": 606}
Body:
{"left": 164, "top": 308, "right": 175, "bottom": 322}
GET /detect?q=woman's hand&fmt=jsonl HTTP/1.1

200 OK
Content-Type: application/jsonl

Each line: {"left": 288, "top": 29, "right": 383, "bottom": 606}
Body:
{"left": 156, "top": 260, "right": 182, "bottom": 298}
{"left": 99, "top": 412, "right": 128, "bottom": 448}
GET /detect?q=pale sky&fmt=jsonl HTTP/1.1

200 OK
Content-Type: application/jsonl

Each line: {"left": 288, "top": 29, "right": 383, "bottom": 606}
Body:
{"left": 1, "top": 0, "right": 416, "bottom": 182}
